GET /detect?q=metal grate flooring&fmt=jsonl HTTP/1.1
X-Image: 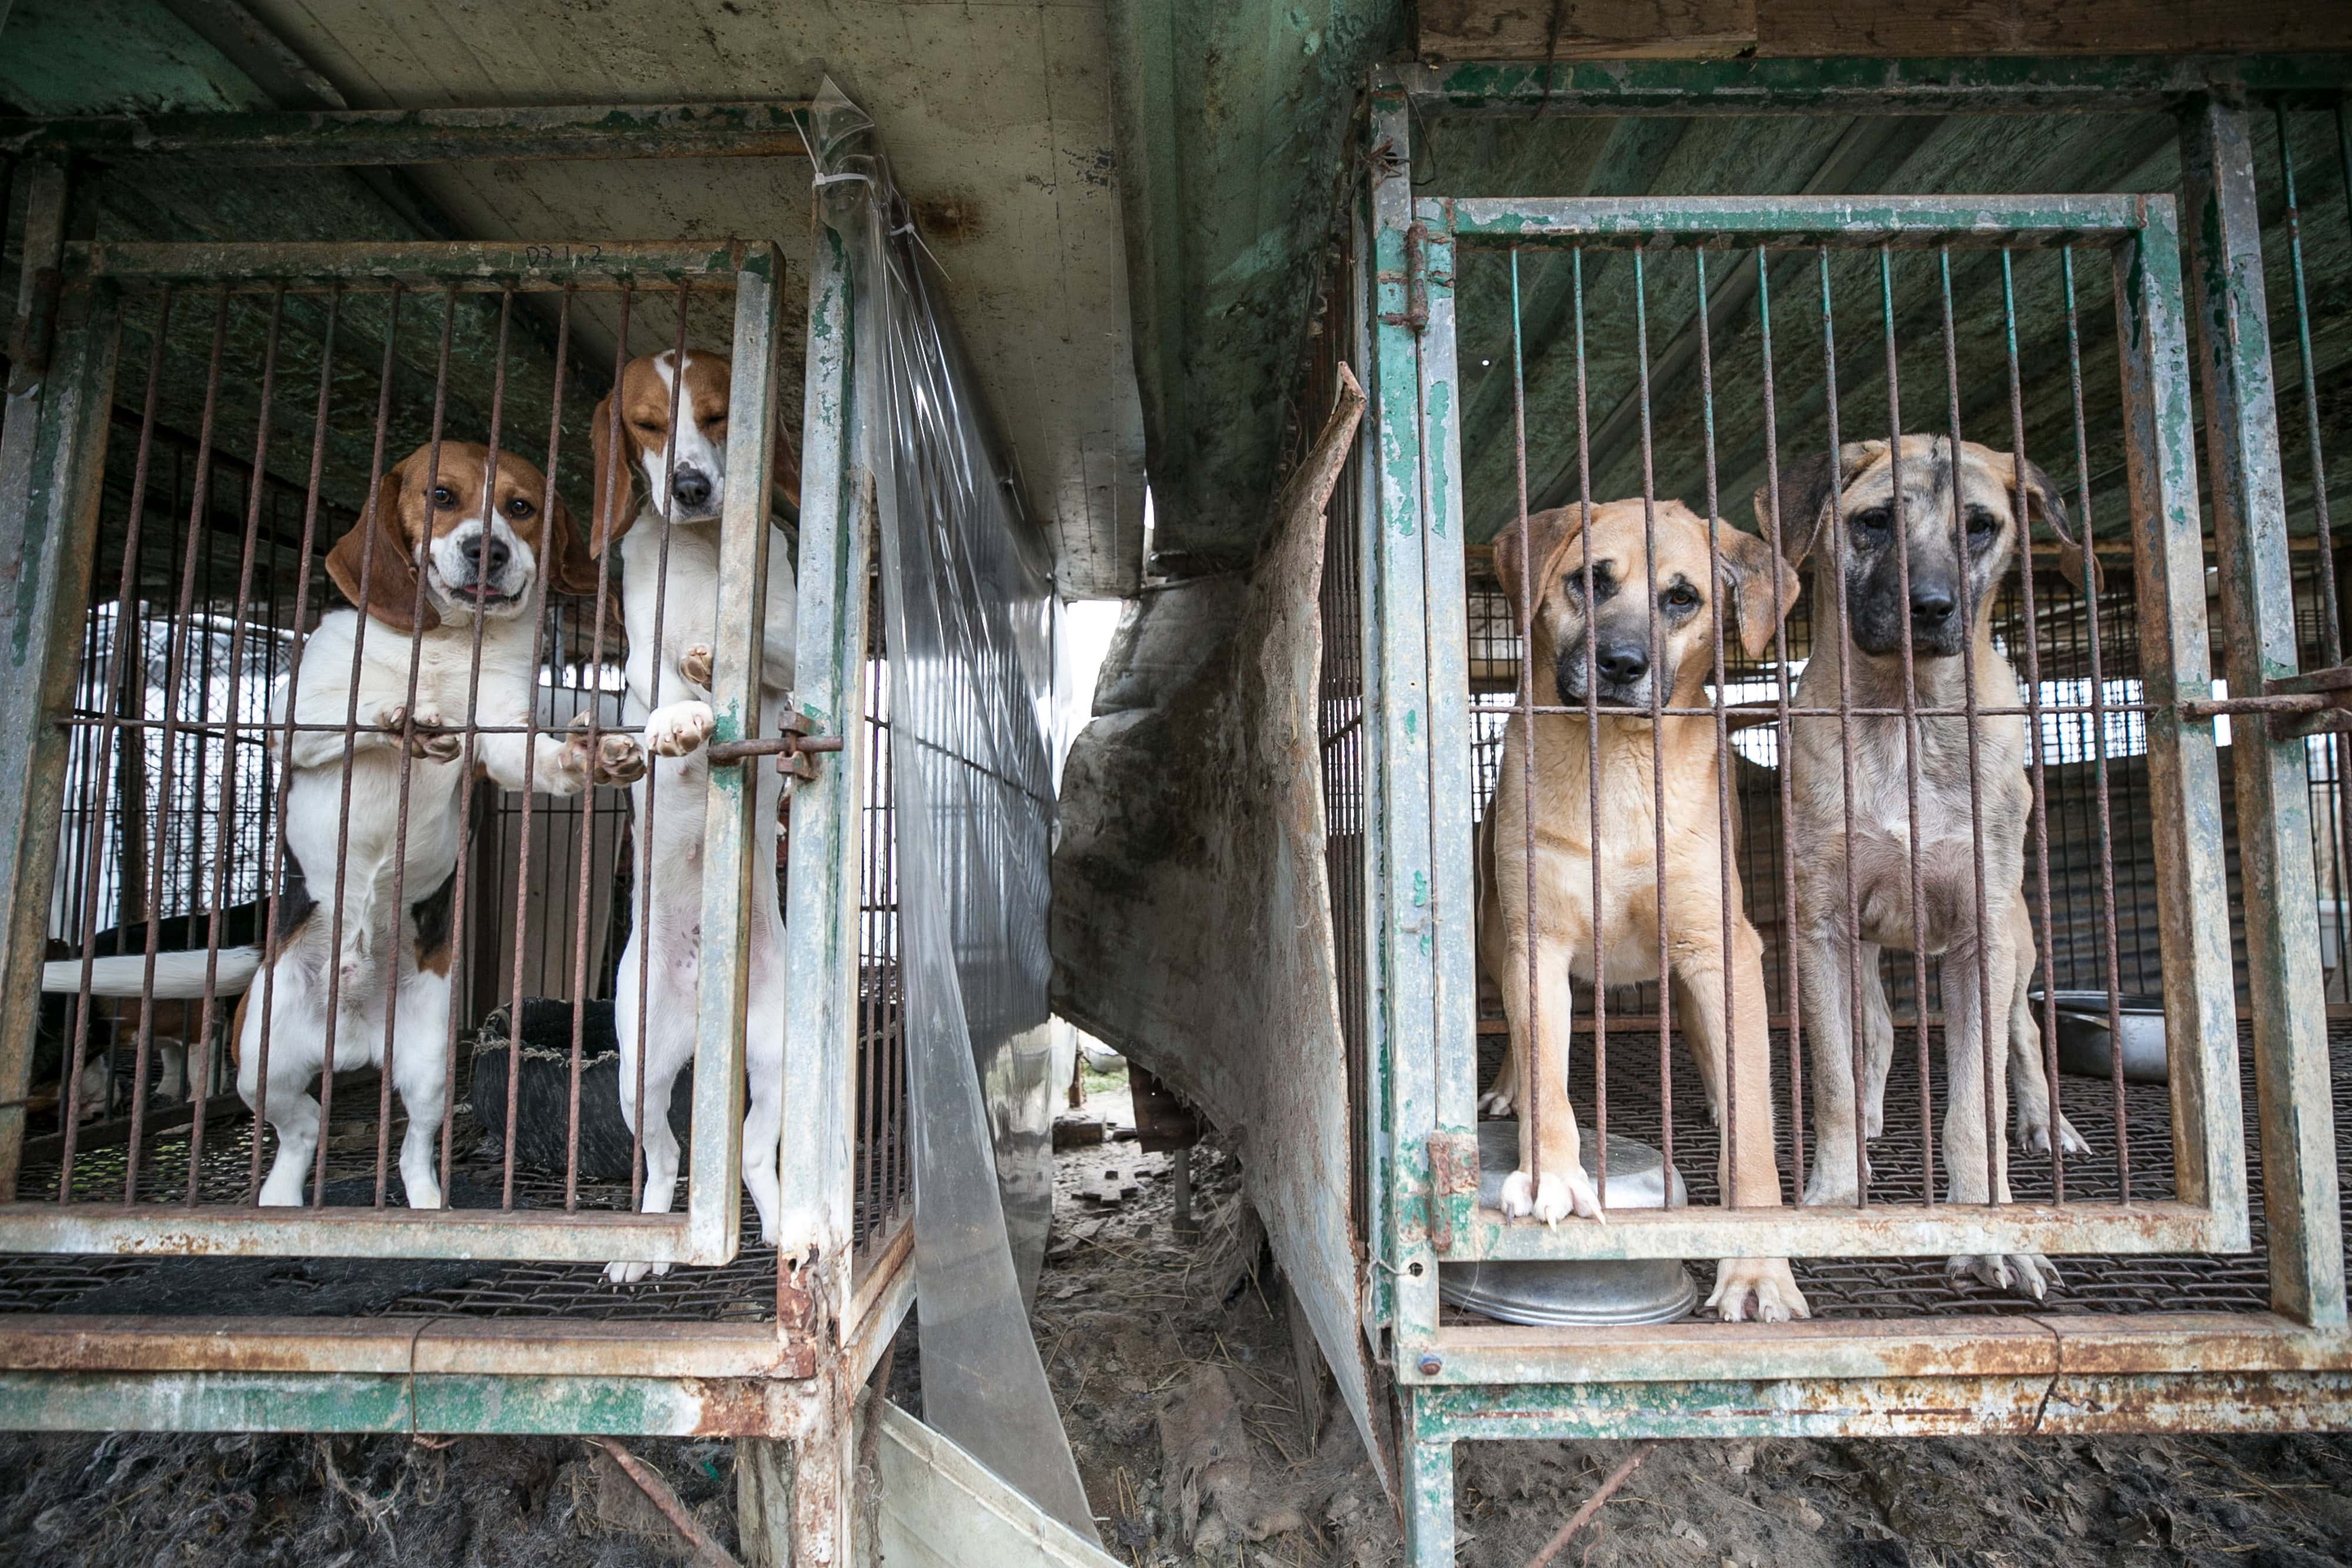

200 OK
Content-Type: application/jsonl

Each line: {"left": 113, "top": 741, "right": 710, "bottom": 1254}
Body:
{"left": 1454, "top": 1018, "right": 2351, "bottom": 1321}
{"left": 0, "top": 1096, "right": 909, "bottom": 1324}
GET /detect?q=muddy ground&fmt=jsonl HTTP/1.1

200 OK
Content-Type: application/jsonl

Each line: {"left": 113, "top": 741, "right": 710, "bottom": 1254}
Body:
{"left": 3, "top": 1064, "right": 2348, "bottom": 1567}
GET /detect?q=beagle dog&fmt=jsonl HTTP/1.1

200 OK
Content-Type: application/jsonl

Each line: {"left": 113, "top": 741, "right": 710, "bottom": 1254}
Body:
{"left": 231, "top": 442, "right": 643, "bottom": 1208}
{"left": 590, "top": 349, "right": 800, "bottom": 1281}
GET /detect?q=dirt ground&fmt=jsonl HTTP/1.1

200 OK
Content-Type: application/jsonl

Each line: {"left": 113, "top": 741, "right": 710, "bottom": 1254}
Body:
{"left": 3, "top": 1064, "right": 2348, "bottom": 1567}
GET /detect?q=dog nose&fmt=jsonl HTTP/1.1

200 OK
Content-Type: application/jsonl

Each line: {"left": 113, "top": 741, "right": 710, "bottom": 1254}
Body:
{"left": 670, "top": 469, "right": 712, "bottom": 510}
{"left": 471, "top": 535, "right": 511, "bottom": 578}
{"left": 1910, "top": 586, "right": 1956, "bottom": 624}
{"left": 1595, "top": 643, "right": 1649, "bottom": 684}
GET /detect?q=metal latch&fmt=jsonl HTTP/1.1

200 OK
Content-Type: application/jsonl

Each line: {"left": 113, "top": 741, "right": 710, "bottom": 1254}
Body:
{"left": 704, "top": 717, "right": 845, "bottom": 781}
{"left": 2181, "top": 664, "right": 2352, "bottom": 740}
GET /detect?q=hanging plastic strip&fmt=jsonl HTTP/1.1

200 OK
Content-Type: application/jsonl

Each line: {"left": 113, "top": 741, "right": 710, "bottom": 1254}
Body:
{"left": 808, "top": 79, "right": 1093, "bottom": 1539}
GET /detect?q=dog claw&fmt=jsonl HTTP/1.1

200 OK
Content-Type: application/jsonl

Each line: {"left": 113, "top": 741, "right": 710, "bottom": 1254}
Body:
{"left": 603, "top": 1259, "right": 672, "bottom": 1286}
{"left": 1706, "top": 1258, "right": 1810, "bottom": 1324}
{"left": 1498, "top": 1167, "right": 1603, "bottom": 1225}
{"left": 679, "top": 643, "right": 714, "bottom": 688}
{"left": 2019, "top": 1113, "right": 2092, "bottom": 1158}
{"left": 567, "top": 714, "right": 647, "bottom": 785}
{"left": 644, "top": 700, "right": 715, "bottom": 758}
{"left": 1476, "top": 1089, "right": 1515, "bottom": 1118}
{"left": 1949, "top": 1251, "right": 2060, "bottom": 1300}
{"left": 386, "top": 706, "right": 464, "bottom": 763}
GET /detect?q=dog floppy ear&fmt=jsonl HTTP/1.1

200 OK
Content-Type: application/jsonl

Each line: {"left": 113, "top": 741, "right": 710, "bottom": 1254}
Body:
{"left": 326, "top": 452, "right": 439, "bottom": 634}
{"left": 588, "top": 393, "right": 640, "bottom": 556}
{"left": 2010, "top": 453, "right": 2086, "bottom": 591}
{"left": 542, "top": 493, "right": 607, "bottom": 600}
{"left": 1713, "top": 518, "right": 1804, "bottom": 661}
{"left": 1750, "top": 440, "right": 1885, "bottom": 568}
{"left": 1490, "top": 504, "right": 1590, "bottom": 634}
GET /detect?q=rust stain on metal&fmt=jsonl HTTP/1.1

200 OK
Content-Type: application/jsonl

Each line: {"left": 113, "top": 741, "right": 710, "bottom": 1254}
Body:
{"left": 684, "top": 1379, "right": 791, "bottom": 1438}
{"left": 1426, "top": 1128, "right": 1479, "bottom": 1253}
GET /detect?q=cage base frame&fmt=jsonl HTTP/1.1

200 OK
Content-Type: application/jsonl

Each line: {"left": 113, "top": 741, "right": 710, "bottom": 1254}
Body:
{"left": 0, "top": 1210, "right": 911, "bottom": 1435}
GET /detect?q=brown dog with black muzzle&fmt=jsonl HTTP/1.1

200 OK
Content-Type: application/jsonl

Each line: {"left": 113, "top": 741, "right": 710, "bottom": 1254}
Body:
{"left": 1480, "top": 496, "right": 1809, "bottom": 1324}
{"left": 1762, "top": 435, "right": 2086, "bottom": 1300}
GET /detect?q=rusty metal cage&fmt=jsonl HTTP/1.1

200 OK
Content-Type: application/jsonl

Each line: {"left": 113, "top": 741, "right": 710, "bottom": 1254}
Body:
{"left": 1321, "top": 59, "right": 2352, "bottom": 1562}
{"left": 0, "top": 118, "right": 909, "bottom": 1485}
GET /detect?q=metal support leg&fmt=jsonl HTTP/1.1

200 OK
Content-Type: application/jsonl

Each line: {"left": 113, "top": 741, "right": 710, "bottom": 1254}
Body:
{"left": 0, "top": 160, "right": 114, "bottom": 1200}
{"left": 1402, "top": 1390, "right": 1456, "bottom": 1566}
{"left": 2180, "top": 96, "right": 2347, "bottom": 1328}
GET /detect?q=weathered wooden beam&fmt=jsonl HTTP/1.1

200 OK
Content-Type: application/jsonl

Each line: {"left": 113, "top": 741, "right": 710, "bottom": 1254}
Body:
{"left": 0, "top": 101, "right": 813, "bottom": 166}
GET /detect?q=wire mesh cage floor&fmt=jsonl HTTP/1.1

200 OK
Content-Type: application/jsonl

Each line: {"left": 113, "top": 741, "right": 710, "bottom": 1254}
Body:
{"left": 1441, "top": 1017, "right": 2352, "bottom": 1326}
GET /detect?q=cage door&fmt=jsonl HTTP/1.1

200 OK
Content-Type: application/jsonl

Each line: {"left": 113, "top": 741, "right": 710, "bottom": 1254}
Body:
{"left": 1391, "top": 192, "right": 2247, "bottom": 1271}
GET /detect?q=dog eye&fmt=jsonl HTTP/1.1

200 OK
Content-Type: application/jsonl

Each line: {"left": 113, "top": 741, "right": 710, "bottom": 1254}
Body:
{"left": 504, "top": 496, "right": 534, "bottom": 519}
{"left": 430, "top": 486, "right": 455, "bottom": 508}
{"left": 1849, "top": 506, "right": 1891, "bottom": 539}
{"left": 1965, "top": 506, "right": 1999, "bottom": 537}
{"left": 1662, "top": 584, "right": 1700, "bottom": 610}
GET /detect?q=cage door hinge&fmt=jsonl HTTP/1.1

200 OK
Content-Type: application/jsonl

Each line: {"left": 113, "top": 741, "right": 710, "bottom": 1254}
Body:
{"left": 1378, "top": 220, "right": 1431, "bottom": 336}
{"left": 704, "top": 716, "right": 846, "bottom": 780}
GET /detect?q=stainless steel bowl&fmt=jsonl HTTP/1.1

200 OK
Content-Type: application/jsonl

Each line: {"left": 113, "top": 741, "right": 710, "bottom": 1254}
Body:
{"left": 2033, "top": 989, "right": 2169, "bottom": 1084}
{"left": 1438, "top": 1121, "right": 1698, "bottom": 1328}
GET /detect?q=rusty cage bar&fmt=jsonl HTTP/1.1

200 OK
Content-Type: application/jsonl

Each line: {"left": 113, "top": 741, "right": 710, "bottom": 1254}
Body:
{"left": 1322, "top": 57, "right": 2352, "bottom": 1562}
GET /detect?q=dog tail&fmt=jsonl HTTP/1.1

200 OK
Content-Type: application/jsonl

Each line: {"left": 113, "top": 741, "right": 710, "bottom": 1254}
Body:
{"left": 42, "top": 947, "right": 262, "bottom": 999}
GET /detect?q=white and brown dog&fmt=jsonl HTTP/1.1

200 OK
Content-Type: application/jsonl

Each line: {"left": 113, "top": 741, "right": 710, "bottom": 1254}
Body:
{"left": 589, "top": 349, "right": 800, "bottom": 1281}
{"left": 232, "top": 443, "right": 642, "bottom": 1208}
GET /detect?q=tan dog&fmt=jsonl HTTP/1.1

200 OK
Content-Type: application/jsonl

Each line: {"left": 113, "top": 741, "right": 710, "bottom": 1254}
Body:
{"left": 1764, "top": 435, "right": 2083, "bottom": 1298}
{"left": 1481, "top": 496, "right": 1809, "bottom": 1324}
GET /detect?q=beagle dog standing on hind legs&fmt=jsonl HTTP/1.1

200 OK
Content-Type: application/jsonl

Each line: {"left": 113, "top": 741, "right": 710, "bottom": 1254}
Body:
{"left": 590, "top": 348, "right": 801, "bottom": 1282}
{"left": 227, "top": 443, "right": 642, "bottom": 1207}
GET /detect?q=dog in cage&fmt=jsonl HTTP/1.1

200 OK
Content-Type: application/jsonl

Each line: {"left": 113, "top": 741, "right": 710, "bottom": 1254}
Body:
{"left": 1482, "top": 496, "right": 1811, "bottom": 1324}
{"left": 38, "top": 901, "right": 267, "bottom": 1120}
{"left": 588, "top": 349, "right": 801, "bottom": 1280}
{"left": 215, "top": 442, "right": 643, "bottom": 1208}
{"left": 1763, "top": 434, "right": 2087, "bottom": 1298}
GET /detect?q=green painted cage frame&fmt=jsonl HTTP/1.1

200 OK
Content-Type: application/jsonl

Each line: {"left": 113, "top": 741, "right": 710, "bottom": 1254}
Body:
{"left": 1340, "top": 56, "right": 2352, "bottom": 1560}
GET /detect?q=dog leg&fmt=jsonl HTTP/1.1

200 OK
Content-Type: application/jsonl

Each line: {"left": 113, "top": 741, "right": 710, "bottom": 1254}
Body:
{"left": 1796, "top": 914, "right": 1867, "bottom": 1207}
{"left": 390, "top": 965, "right": 449, "bottom": 1210}
{"left": 1858, "top": 945, "right": 1895, "bottom": 1142}
{"left": 153, "top": 1040, "right": 187, "bottom": 1104}
{"left": 1478, "top": 1041, "right": 1518, "bottom": 1119}
{"left": 239, "top": 959, "right": 321, "bottom": 1206}
{"left": 1671, "top": 973, "right": 1722, "bottom": 1129}
{"left": 1943, "top": 920, "right": 2059, "bottom": 1298}
{"left": 1678, "top": 915, "right": 1810, "bottom": 1324}
{"left": 1498, "top": 925, "right": 1599, "bottom": 1225}
{"left": 607, "top": 933, "right": 694, "bottom": 1283}
{"left": 2005, "top": 910, "right": 2088, "bottom": 1157}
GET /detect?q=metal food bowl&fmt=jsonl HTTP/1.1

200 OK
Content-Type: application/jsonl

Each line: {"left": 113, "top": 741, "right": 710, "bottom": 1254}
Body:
{"left": 1438, "top": 1120, "right": 1698, "bottom": 1327}
{"left": 2033, "top": 989, "right": 2169, "bottom": 1084}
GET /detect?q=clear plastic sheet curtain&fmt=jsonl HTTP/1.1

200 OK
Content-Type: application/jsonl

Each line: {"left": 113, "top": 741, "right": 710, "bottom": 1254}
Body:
{"left": 810, "top": 81, "right": 1093, "bottom": 1539}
